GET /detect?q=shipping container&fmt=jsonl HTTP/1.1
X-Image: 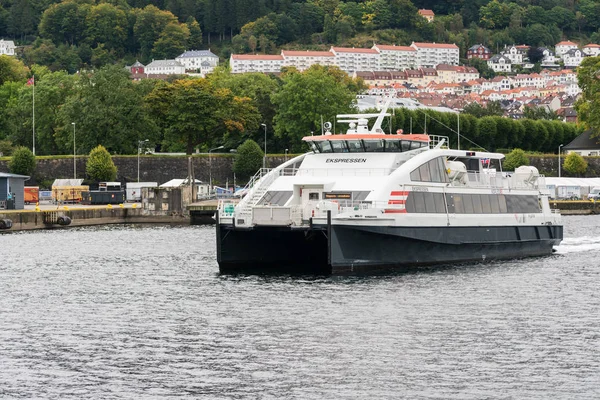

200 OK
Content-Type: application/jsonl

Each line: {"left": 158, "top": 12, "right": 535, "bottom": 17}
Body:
{"left": 126, "top": 182, "right": 158, "bottom": 202}
{"left": 52, "top": 186, "right": 90, "bottom": 203}
{"left": 24, "top": 186, "right": 39, "bottom": 204}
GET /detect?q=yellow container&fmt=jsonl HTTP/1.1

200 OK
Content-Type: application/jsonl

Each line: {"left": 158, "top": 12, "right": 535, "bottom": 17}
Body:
{"left": 51, "top": 185, "right": 90, "bottom": 203}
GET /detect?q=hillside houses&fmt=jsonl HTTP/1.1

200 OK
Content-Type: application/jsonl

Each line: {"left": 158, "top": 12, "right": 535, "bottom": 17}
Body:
{"left": 0, "top": 39, "right": 15, "bottom": 56}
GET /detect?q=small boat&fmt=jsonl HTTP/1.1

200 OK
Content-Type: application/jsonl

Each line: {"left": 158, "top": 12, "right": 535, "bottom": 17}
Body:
{"left": 216, "top": 104, "right": 562, "bottom": 275}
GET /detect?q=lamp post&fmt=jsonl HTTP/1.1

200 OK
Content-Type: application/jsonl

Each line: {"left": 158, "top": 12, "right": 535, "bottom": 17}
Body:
{"left": 71, "top": 122, "right": 76, "bottom": 179}
{"left": 137, "top": 139, "right": 149, "bottom": 182}
{"left": 261, "top": 123, "right": 267, "bottom": 169}
{"left": 285, "top": 148, "right": 288, "bottom": 162}
{"left": 209, "top": 145, "right": 224, "bottom": 193}
{"left": 558, "top": 144, "right": 564, "bottom": 177}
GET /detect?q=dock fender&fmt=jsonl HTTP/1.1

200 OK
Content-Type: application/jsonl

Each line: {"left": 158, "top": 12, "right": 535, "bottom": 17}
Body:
{"left": 0, "top": 219, "right": 12, "bottom": 229}
{"left": 57, "top": 216, "right": 72, "bottom": 226}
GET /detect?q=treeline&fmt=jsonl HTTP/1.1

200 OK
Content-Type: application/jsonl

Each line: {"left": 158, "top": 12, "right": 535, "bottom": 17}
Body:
{"left": 0, "top": 61, "right": 579, "bottom": 158}
{"left": 1, "top": 0, "right": 600, "bottom": 72}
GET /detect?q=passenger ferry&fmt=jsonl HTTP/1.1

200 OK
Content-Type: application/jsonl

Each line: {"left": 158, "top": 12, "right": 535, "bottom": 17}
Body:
{"left": 216, "top": 106, "right": 563, "bottom": 275}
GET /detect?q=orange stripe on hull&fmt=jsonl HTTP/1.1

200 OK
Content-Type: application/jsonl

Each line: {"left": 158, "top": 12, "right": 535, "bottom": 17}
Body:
{"left": 390, "top": 191, "right": 410, "bottom": 196}
{"left": 388, "top": 200, "right": 406, "bottom": 205}
{"left": 384, "top": 209, "right": 407, "bottom": 213}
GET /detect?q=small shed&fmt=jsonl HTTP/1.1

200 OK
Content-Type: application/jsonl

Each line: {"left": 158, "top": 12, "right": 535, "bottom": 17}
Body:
{"left": 0, "top": 172, "right": 30, "bottom": 210}
{"left": 160, "top": 178, "right": 210, "bottom": 199}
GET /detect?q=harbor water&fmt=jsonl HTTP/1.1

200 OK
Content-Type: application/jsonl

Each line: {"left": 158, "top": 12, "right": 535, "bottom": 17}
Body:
{"left": 1, "top": 216, "right": 600, "bottom": 399}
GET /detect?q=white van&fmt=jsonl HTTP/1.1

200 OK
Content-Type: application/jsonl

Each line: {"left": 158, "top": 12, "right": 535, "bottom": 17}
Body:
{"left": 588, "top": 187, "right": 600, "bottom": 200}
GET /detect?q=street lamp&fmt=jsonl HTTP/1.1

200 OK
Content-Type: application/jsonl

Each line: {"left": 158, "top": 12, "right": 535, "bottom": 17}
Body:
{"left": 209, "top": 145, "right": 224, "bottom": 193}
{"left": 71, "top": 122, "right": 76, "bottom": 179}
{"left": 285, "top": 148, "right": 288, "bottom": 162}
{"left": 558, "top": 144, "right": 564, "bottom": 177}
{"left": 137, "top": 139, "right": 149, "bottom": 182}
{"left": 261, "top": 123, "right": 267, "bottom": 169}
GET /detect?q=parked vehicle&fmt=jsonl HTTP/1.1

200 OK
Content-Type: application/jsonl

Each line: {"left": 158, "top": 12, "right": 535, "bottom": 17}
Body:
{"left": 24, "top": 186, "right": 39, "bottom": 204}
{"left": 588, "top": 187, "right": 600, "bottom": 200}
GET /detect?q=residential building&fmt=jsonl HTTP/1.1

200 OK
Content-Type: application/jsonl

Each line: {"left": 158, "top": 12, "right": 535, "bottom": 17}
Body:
{"left": 455, "top": 66, "right": 480, "bottom": 82}
{"left": 563, "top": 48, "right": 584, "bottom": 68}
{"left": 418, "top": 9, "right": 435, "bottom": 22}
{"left": 0, "top": 39, "right": 15, "bottom": 56}
{"left": 145, "top": 59, "right": 186, "bottom": 75}
{"left": 229, "top": 54, "right": 284, "bottom": 74}
{"left": 467, "top": 44, "right": 492, "bottom": 60}
{"left": 582, "top": 43, "right": 600, "bottom": 57}
{"left": 330, "top": 47, "right": 379, "bottom": 73}
{"left": 501, "top": 45, "right": 523, "bottom": 65}
{"left": 487, "top": 55, "right": 512, "bottom": 73}
{"left": 555, "top": 40, "right": 578, "bottom": 58}
{"left": 372, "top": 44, "right": 416, "bottom": 71}
{"left": 436, "top": 64, "right": 457, "bottom": 83}
{"left": 129, "top": 60, "right": 145, "bottom": 74}
{"left": 281, "top": 50, "right": 335, "bottom": 71}
{"left": 410, "top": 42, "right": 459, "bottom": 68}
{"left": 176, "top": 50, "right": 219, "bottom": 75}
{"left": 540, "top": 48, "right": 560, "bottom": 68}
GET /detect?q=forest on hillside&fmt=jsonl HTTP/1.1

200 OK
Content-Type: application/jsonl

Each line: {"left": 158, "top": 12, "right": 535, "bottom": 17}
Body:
{"left": 1, "top": 0, "right": 600, "bottom": 72}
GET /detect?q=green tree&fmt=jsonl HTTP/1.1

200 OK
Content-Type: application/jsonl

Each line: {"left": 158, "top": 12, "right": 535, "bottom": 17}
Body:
{"left": 0, "top": 55, "right": 28, "bottom": 85}
{"left": 563, "top": 152, "right": 588, "bottom": 176}
{"left": 8, "top": 146, "right": 36, "bottom": 176}
{"left": 233, "top": 139, "right": 263, "bottom": 181}
{"left": 575, "top": 56, "right": 600, "bottom": 137}
{"left": 133, "top": 5, "right": 179, "bottom": 61}
{"left": 503, "top": 148, "right": 529, "bottom": 171}
{"left": 86, "top": 145, "right": 117, "bottom": 181}
{"left": 84, "top": 3, "right": 128, "bottom": 56}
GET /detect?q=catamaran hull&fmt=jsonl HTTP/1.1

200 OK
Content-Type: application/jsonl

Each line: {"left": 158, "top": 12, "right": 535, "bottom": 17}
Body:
{"left": 216, "top": 221, "right": 563, "bottom": 275}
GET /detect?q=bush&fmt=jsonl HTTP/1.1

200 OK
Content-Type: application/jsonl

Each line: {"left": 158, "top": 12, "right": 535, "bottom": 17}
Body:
{"left": 563, "top": 152, "right": 587, "bottom": 176}
{"left": 86, "top": 145, "right": 117, "bottom": 182}
{"left": 233, "top": 139, "right": 264, "bottom": 181}
{"left": 0, "top": 139, "right": 13, "bottom": 156}
{"left": 9, "top": 146, "right": 36, "bottom": 176}
{"left": 503, "top": 148, "right": 529, "bottom": 171}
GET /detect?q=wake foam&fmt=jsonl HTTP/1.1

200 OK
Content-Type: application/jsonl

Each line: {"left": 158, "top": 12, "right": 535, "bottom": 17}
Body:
{"left": 554, "top": 236, "right": 600, "bottom": 254}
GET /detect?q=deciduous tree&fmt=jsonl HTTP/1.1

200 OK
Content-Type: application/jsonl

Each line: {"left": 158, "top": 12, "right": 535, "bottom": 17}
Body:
{"left": 86, "top": 144, "right": 117, "bottom": 182}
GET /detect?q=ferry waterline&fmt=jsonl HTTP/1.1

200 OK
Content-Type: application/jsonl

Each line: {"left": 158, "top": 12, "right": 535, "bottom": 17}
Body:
{"left": 216, "top": 107, "right": 562, "bottom": 275}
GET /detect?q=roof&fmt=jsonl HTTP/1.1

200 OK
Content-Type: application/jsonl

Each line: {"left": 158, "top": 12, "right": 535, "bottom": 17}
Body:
{"left": 411, "top": 42, "right": 459, "bottom": 49}
{"left": 331, "top": 47, "right": 379, "bottom": 54}
{"left": 178, "top": 50, "right": 218, "bottom": 58}
{"left": 468, "top": 44, "right": 490, "bottom": 51}
{"left": 373, "top": 44, "right": 415, "bottom": 52}
{"left": 0, "top": 172, "right": 29, "bottom": 179}
{"left": 160, "top": 178, "right": 204, "bottom": 187}
{"left": 131, "top": 60, "right": 144, "bottom": 67}
{"left": 583, "top": 44, "right": 600, "bottom": 48}
{"left": 281, "top": 50, "right": 334, "bottom": 57}
{"left": 52, "top": 179, "right": 84, "bottom": 186}
{"left": 556, "top": 41, "right": 578, "bottom": 46}
{"left": 231, "top": 54, "right": 284, "bottom": 60}
{"left": 146, "top": 59, "right": 184, "bottom": 68}
{"left": 564, "top": 130, "right": 599, "bottom": 150}
{"left": 418, "top": 9, "right": 435, "bottom": 16}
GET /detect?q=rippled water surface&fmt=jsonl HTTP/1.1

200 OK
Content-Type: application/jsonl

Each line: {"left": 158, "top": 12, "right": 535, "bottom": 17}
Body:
{"left": 1, "top": 216, "right": 600, "bottom": 399}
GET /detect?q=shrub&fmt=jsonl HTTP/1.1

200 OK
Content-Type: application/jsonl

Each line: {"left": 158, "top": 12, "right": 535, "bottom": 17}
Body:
{"left": 0, "top": 139, "right": 13, "bottom": 156}
{"left": 233, "top": 139, "right": 264, "bottom": 181}
{"left": 503, "top": 148, "right": 529, "bottom": 171}
{"left": 563, "top": 152, "right": 587, "bottom": 176}
{"left": 9, "top": 146, "right": 36, "bottom": 176}
{"left": 86, "top": 145, "right": 117, "bottom": 182}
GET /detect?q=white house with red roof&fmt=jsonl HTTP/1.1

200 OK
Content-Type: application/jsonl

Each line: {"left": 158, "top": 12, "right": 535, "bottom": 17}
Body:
{"left": 229, "top": 54, "right": 284, "bottom": 74}
{"left": 582, "top": 44, "right": 600, "bottom": 57}
{"left": 330, "top": 46, "right": 379, "bottom": 73}
{"left": 555, "top": 40, "right": 578, "bottom": 58}
{"left": 418, "top": 9, "right": 435, "bottom": 22}
{"left": 372, "top": 44, "right": 416, "bottom": 71}
{"left": 410, "top": 42, "right": 459, "bottom": 68}
{"left": 281, "top": 50, "right": 335, "bottom": 71}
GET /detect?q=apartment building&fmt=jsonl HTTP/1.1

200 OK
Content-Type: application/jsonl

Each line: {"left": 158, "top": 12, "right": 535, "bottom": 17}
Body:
{"left": 410, "top": 42, "right": 459, "bottom": 68}
{"left": 230, "top": 54, "right": 285, "bottom": 74}
{"left": 372, "top": 44, "right": 416, "bottom": 71}
{"left": 330, "top": 47, "right": 379, "bottom": 73}
{"left": 281, "top": 50, "right": 335, "bottom": 71}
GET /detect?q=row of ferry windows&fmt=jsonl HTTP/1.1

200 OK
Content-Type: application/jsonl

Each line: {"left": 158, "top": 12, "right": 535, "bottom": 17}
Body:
{"left": 309, "top": 139, "right": 428, "bottom": 153}
{"left": 410, "top": 157, "right": 450, "bottom": 183}
{"left": 405, "top": 193, "right": 541, "bottom": 214}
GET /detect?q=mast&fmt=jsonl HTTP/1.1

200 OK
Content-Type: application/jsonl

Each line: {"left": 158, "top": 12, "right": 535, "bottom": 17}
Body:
{"left": 32, "top": 75, "right": 35, "bottom": 155}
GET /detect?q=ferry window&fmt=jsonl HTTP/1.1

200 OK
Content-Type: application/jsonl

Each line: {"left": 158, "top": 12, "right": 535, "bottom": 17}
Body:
{"left": 318, "top": 141, "right": 333, "bottom": 153}
{"left": 454, "top": 195, "right": 464, "bottom": 213}
{"left": 424, "top": 192, "right": 437, "bottom": 213}
{"left": 401, "top": 141, "right": 411, "bottom": 151}
{"left": 463, "top": 194, "right": 474, "bottom": 213}
{"left": 418, "top": 163, "right": 431, "bottom": 181}
{"left": 363, "top": 140, "right": 385, "bottom": 152}
{"left": 481, "top": 194, "right": 492, "bottom": 213}
{"left": 346, "top": 140, "right": 364, "bottom": 152}
{"left": 498, "top": 195, "right": 507, "bottom": 213}
{"left": 331, "top": 140, "right": 347, "bottom": 153}
{"left": 385, "top": 140, "right": 401, "bottom": 152}
{"left": 490, "top": 195, "right": 500, "bottom": 213}
{"left": 430, "top": 159, "right": 442, "bottom": 182}
{"left": 437, "top": 158, "right": 450, "bottom": 183}
{"left": 433, "top": 193, "right": 446, "bottom": 213}
{"left": 309, "top": 193, "right": 319, "bottom": 200}
{"left": 410, "top": 168, "right": 421, "bottom": 181}
{"left": 260, "top": 191, "right": 293, "bottom": 206}
{"left": 411, "top": 192, "right": 427, "bottom": 213}
{"left": 472, "top": 194, "right": 483, "bottom": 214}
{"left": 309, "top": 142, "right": 319, "bottom": 153}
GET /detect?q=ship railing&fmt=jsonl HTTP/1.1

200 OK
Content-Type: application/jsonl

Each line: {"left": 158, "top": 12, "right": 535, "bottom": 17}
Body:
{"left": 458, "top": 171, "right": 545, "bottom": 190}
{"left": 428, "top": 135, "right": 450, "bottom": 149}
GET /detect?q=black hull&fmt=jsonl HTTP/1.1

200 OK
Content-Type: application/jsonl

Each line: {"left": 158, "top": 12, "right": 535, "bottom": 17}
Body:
{"left": 217, "top": 221, "right": 563, "bottom": 276}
